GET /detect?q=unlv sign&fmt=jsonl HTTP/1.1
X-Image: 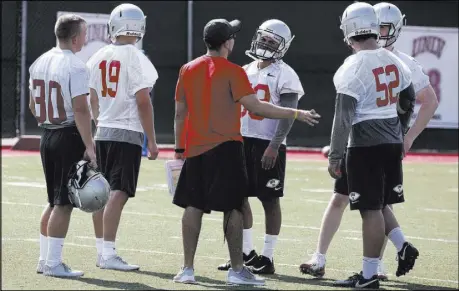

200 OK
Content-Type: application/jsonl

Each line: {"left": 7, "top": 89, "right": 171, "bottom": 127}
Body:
{"left": 396, "top": 26, "right": 458, "bottom": 129}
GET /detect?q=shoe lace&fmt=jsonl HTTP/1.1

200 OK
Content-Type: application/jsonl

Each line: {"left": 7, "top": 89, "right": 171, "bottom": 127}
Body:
{"left": 347, "top": 272, "right": 362, "bottom": 281}
{"left": 61, "top": 263, "right": 72, "bottom": 272}
{"left": 114, "top": 256, "right": 128, "bottom": 265}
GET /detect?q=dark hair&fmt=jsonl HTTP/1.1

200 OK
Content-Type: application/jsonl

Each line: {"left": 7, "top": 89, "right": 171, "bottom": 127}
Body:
{"left": 54, "top": 14, "right": 86, "bottom": 41}
{"left": 350, "top": 34, "right": 378, "bottom": 42}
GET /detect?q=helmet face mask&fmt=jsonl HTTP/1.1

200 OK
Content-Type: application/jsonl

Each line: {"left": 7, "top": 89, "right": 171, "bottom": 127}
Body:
{"left": 67, "top": 160, "right": 110, "bottom": 213}
{"left": 374, "top": 2, "right": 406, "bottom": 48}
{"left": 246, "top": 19, "right": 294, "bottom": 61}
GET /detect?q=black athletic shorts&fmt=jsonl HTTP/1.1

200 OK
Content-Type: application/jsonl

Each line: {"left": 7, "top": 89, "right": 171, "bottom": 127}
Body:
{"left": 96, "top": 141, "right": 142, "bottom": 198}
{"left": 243, "top": 137, "right": 286, "bottom": 201}
{"left": 173, "top": 141, "right": 248, "bottom": 214}
{"left": 346, "top": 143, "right": 404, "bottom": 211}
{"left": 40, "top": 126, "right": 85, "bottom": 207}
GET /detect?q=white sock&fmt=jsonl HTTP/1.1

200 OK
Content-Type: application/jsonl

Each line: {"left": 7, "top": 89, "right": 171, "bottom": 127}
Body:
{"left": 102, "top": 240, "right": 117, "bottom": 260}
{"left": 96, "top": 238, "right": 103, "bottom": 256}
{"left": 261, "top": 234, "right": 278, "bottom": 261}
{"left": 362, "top": 257, "right": 379, "bottom": 279}
{"left": 242, "top": 228, "right": 254, "bottom": 255}
{"left": 39, "top": 234, "right": 48, "bottom": 261}
{"left": 387, "top": 227, "right": 406, "bottom": 252}
{"left": 46, "top": 237, "right": 64, "bottom": 267}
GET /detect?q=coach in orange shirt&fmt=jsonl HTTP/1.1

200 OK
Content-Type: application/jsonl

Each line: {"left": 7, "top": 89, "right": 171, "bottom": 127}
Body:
{"left": 172, "top": 18, "right": 321, "bottom": 285}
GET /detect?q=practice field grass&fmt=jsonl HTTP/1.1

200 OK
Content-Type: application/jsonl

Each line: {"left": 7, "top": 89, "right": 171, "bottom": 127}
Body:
{"left": 2, "top": 151, "right": 458, "bottom": 290}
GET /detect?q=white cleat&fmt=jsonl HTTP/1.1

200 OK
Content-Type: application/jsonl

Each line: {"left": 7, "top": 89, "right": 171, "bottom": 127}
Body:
{"left": 43, "top": 262, "right": 84, "bottom": 277}
{"left": 227, "top": 266, "right": 265, "bottom": 286}
{"left": 99, "top": 255, "right": 139, "bottom": 271}
{"left": 173, "top": 266, "right": 196, "bottom": 284}
{"left": 36, "top": 259, "right": 45, "bottom": 274}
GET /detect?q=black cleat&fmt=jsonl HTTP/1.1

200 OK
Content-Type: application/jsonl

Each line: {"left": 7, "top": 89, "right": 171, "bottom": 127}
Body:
{"left": 217, "top": 250, "right": 258, "bottom": 271}
{"left": 333, "top": 272, "right": 379, "bottom": 289}
{"left": 396, "top": 242, "right": 419, "bottom": 277}
{"left": 248, "top": 255, "right": 275, "bottom": 275}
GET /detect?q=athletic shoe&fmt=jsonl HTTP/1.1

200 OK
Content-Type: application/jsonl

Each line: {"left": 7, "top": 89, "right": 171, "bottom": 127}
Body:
{"left": 99, "top": 255, "right": 139, "bottom": 271}
{"left": 396, "top": 242, "right": 419, "bottom": 277}
{"left": 249, "top": 255, "right": 275, "bottom": 275}
{"left": 227, "top": 266, "right": 265, "bottom": 286}
{"left": 173, "top": 266, "right": 196, "bottom": 284}
{"left": 217, "top": 250, "right": 258, "bottom": 271}
{"left": 43, "top": 262, "right": 84, "bottom": 277}
{"left": 333, "top": 272, "right": 379, "bottom": 289}
{"left": 299, "top": 252, "right": 326, "bottom": 278}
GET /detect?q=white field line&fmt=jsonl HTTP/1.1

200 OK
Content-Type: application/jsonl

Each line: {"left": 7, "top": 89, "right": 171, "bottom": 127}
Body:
{"left": 2, "top": 200, "right": 457, "bottom": 244}
{"left": 2, "top": 237, "right": 458, "bottom": 285}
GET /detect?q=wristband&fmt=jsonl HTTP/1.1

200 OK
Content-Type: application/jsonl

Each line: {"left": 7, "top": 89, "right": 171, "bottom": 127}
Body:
{"left": 175, "top": 148, "right": 185, "bottom": 153}
{"left": 294, "top": 110, "right": 298, "bottom": 120}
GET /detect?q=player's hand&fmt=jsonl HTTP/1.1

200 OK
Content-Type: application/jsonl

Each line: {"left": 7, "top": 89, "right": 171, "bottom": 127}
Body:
{"left": 84, "top": 145, "right": 97, "bottom": 169}
{"left": 174, "top": 152, "right": 185, "bottom": 161}
{"left": 328, "top": 158, "right": 342, "bottom": 179}
{"left": 261, "top": 146, "right": 278, "bottom": 170}
{"left": 147, "top": 141, "right": 159, "bottom": 160}
{"left": 296, "top": 109, "right": 321, "bottom": 126}
{"left": 403, "top": 136, "right": 413, "bottom": 158}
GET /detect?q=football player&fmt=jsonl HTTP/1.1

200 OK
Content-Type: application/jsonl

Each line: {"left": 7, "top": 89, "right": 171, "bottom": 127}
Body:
{"left": 87, "top": 3, "right": 159, "bottom": 271}
{"left": 300, "top": 2, "right": 437, "bottom": 282}
{"left": 217, "top": 19, "right": 304, "bottom": 274}
{"left": 31, "top": 14, "right": 96, "bottom": 277}
{"left": 325, "top": 2, "right": 418, "bottom": 288}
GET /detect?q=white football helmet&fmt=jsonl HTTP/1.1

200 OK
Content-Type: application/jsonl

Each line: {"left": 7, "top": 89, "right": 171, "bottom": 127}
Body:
{"left": 108, "top": 3, "right": 146, "bottom": 42}
{"left": 374, "top": 2, "right": 406, "bottom": 48}
{"left": 246, "top": 19, "right": 294, "bottom": 61}
{"left": 340, "top": 2, "right": 380, "bottom": 45}
{"left": 67, "top": 160, "right": 110, "bottom": 213}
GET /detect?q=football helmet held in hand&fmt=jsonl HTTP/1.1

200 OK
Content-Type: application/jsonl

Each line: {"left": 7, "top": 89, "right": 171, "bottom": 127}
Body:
{"left": 68, "top": 160, "right": 110, "bottom": 213}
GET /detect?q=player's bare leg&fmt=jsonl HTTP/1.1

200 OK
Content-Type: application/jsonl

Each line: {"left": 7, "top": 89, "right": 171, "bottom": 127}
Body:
{"left": 300, "top": 193, "right": 348, "bottom": 277}
{"left": 173, "top": 206, "right": 203, "bottom": 284}
{"left": 37, "top": 204, "right": 53, "bottom": 273}
{"left": 218, "top": 198, "right": 258, "bottom": 271}
{"left": 44, "top": 205, "right": 83, "bottom": 277}
{"left": 382, "top": 205, "right": 419, "bottom": 277}
{"left": 249, "top": 198, "right": 281, "bottom": 274}
{"left": 224, "top": 208, "right": 265, "bottom": 286}
{"left": 360, "top": 210, "right": 386, "bottom": 282}
{"left": 100, "top": 190, "right": 138, "bottom": 271}
{"left": 377, "top": 204, "right": 393, "bottom": 280}
{"left": 92, "top": 208, "right": 104, "bottom": 267}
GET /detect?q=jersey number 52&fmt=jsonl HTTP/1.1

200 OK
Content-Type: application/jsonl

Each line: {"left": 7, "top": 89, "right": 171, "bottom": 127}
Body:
{"left": 99, "top": 60, "right": 121, "bottom": 98}
{"left": 372, "top": 64, "right": 400, "bottom": 107}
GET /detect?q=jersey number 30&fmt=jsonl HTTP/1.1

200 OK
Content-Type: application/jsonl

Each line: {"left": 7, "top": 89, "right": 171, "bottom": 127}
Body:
{"left": 32, "top": 80, "right": 67, "bottom": 124}
{"left": 372, "top": 64, "right": 400, "bottom": 107}
{"left": 241, "top": 84, "right": 271, "bottom": 120}
{"left": 99, "top": 60, "right": 121, "bottom": 98}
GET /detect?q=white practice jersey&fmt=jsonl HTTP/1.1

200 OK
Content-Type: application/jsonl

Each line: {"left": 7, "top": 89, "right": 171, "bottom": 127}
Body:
{"left": 392, "top": 48, "right": 430, "bottom": 95}
{"left": 241, "top": 60, "right": 304, "bottom": 145}
{"left": 87, "top": 44, "right": 158, "bottom": 133}
{"left": 333, "top": 48, "right": 412, "bottom": 125}
{"left": 29, "top": 47, "right": 89, "bottom": 128}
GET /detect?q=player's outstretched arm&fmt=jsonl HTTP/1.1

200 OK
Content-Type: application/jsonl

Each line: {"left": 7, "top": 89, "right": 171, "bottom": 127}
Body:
{"left": 239, "top": 94, "right": 320, "bottom": 126}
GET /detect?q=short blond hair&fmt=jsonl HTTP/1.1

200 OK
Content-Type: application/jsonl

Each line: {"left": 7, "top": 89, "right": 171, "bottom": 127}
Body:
{"left": 54, "top": 14, "right": 86, "bottom": 41}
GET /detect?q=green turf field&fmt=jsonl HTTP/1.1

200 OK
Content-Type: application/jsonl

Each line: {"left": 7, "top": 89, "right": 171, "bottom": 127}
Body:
{"left": 2, "top": 154, "right": 458, "bottom": 290}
